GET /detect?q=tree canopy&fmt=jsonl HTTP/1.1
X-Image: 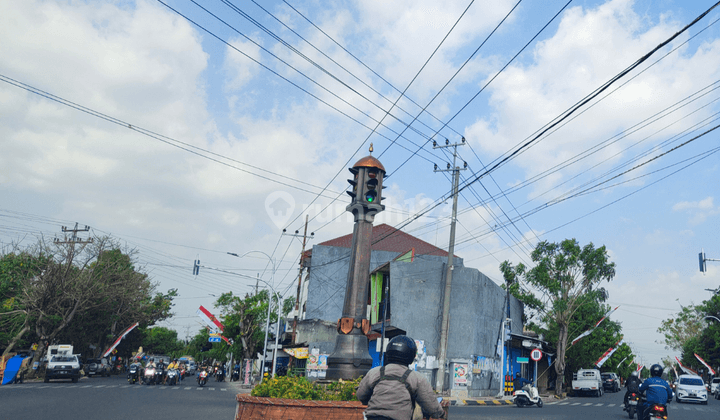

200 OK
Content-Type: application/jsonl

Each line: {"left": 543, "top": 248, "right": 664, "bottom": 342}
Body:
{"left": 0, "top": 237, "right": 175, "bottom": 368}
{"left": 501, "top": 238, "right": 616, "bottom": 395}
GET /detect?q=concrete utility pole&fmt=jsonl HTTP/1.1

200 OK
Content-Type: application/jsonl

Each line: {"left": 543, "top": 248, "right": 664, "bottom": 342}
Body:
{"left": 54, "top": 223, "right": 93, "bottom": 246}
{"left": 434, "top": 137, "right": 467, "bottom": 393}
{"left": 326, "top": 144, "right": 386, "bottom": 380}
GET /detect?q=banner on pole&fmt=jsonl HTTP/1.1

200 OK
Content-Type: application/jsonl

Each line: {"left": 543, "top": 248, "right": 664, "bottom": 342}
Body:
{"left": 675, "top": 356, "right": 698, "bottom": 375}
{"left": 595, "top": 337, "right": 623, "bottom": 367}
{"left": 197, "top": 305, "right": 225, "bottom": 332}
{"left": 694, "top": 353, "right": 716, "bottom": 375}
{"left": 103, "top": 322, "right": 139, "bottom": 357}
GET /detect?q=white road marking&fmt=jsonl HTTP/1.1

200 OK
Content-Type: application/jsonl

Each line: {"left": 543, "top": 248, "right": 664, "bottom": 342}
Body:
{"left": 558, "top": 402, "right": 569, "bottom": 405}
{"left": 221, "top": 389, "right": 227, "bottom": 392}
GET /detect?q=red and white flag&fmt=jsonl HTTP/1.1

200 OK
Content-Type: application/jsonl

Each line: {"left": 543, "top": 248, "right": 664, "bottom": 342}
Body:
{"left": 675, "top": 356, "right": 698, "bottom": 375}
{"left": 197, "top": 305, "right": 225, "bottom": 332}
{"left": 595, "top": 337, "right": 623, "bottom": 367}
{"left": 694, "top": 353, "right": 716, "bottom": 375}
{"left": 103, "top": 322, "right": 139, "bottom": 357}
{"left": 571, "top": 306, "right": 619, "bottom": 346}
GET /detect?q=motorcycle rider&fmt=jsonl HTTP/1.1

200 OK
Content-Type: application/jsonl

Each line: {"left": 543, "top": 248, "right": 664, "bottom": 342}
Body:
{"left": 638, "top": 364, "right": 673, "bottom": 420}
{"left": 357, "top": 335, "right": 448, "bottom": 420}
{"left": 623, "top": 371, "right": 643, "bottom": 411}
{"left": 513, "top": 372, "right": 532, "bottom": 392}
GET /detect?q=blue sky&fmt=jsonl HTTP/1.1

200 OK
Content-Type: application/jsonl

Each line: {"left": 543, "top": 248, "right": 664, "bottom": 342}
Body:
{"left": 1, "top": 0, "right": 719, "bottom": 365}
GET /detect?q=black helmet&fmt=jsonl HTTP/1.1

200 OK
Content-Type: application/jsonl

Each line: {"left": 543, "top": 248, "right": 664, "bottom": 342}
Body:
{"left": 385, "top": 335, "right": 417, "bottom": 366}
{"left": 650, "top": 364, "right": 663, "bottom": 377}
{"left": 515, "top": 372, "right": 521, "bottom": 379}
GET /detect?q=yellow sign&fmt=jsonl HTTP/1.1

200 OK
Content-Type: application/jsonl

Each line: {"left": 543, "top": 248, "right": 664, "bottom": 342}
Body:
{"left": 285, "top": 347, "right": 309, "bottom": 359}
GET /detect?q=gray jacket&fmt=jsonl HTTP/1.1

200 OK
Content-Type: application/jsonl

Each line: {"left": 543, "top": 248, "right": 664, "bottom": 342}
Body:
{"left": 356, "top": 364, "right": 445, "bottom": 420}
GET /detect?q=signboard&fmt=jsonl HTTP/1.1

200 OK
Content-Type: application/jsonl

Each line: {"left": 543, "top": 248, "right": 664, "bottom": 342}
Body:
{"left": 208, "top": 337, "right": 221, "bottom": 343}
{"left": 516, "top": 357, "right": 529, "bottom": 364}
{"left": 530, "top": 348, "right": 543, "bottom": 361}
{"left": 285, "top": 347, "right": 309, "bottom": 359}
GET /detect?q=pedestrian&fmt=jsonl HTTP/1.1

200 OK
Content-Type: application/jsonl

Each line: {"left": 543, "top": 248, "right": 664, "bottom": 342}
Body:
{"left": 356, "top": 335, "right": 448, "bottom": 420}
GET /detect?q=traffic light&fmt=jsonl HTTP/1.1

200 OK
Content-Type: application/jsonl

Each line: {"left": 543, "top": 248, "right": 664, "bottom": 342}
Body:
{"left": 193, "top": 259, "right": 200, "bottom": 275}
{"left": 365, "top": 169, "right": 379, "bottom": 203}
{"left": 347, "top": 167, "right": 359, "bottom": 200}
{"left": 699, "top": 251, "right": 706, "bottom": 273}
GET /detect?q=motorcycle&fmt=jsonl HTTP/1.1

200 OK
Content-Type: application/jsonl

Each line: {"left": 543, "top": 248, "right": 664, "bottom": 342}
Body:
{"left": 624, "top": 391, "right": 641, "bottom": 419}
{"left": 644, "top": 403, "right": 668, "bottom": 420}
{"left": 127, "top": 364, "right": 141, "bottom": 384}
{"left": 179, "top": 367, "right": 186, "bottom": 381}
{"left": 512, "top": 384, "right": 543, "bottom": 408}
{"left": 166, "top": 368, "right": 179, "bottom": 386}
{"left": 215, "top": 367, "right": 225, "bottom": 382}
{"left": 197, "top": 370, "right": 208, "bottom": 387}
{"left": 231, "top": 366, "right": 240, "bottom": 382}
{"left": 154, "top": 366, "right": 165, "bottom": 385}
{"left": 143, "top": 367, "right": 156, "bottom": 385}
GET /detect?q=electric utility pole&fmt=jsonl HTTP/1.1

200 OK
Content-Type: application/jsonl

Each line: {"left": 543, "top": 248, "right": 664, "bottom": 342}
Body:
{"left": 283, "top": 215, "right": 314, "bottom": 344}
{"left": 54, "top": 223, "right": 93, "bottom": 262}
{"left": 434, "top": 137, "right": 467, "bottom": 393}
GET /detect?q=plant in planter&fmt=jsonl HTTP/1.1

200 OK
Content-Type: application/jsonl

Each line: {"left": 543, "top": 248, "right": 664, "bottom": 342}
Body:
{"left": 238, "top": 375, "right": 366, "bottom": 420}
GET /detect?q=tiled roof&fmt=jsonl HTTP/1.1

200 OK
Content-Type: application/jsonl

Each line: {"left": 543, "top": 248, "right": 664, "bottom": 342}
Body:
{"left": 315, "top": 223, "right": 449, "bottom": 257}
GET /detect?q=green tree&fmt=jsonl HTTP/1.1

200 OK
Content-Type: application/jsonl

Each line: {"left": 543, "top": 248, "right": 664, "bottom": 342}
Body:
{"left": 142, "top": 326, "right": 184, "bottom": 356}
{"left": 657, "top": 303, "right": 704, "bottom": 353}
{"left": 501, "top": 239, "right": 616, "bottom": 395}
{"left": 0, "top": 251, "right": 52, "bottom": 356}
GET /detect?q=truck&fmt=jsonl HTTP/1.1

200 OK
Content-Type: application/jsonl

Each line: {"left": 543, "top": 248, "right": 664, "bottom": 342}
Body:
{"left": 572, "top": 368, "right": 603, "bottom": 397}
{"left": 45, "top": 344, "right": 81, "bottom": 383}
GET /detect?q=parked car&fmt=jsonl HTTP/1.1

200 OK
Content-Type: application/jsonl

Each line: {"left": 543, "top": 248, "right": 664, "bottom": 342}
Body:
{"left": 601, "top": 372, "right": 620, "bottom": 392}
{"left": 675, "top": 374, "right": 708, "bottom": 404}
{"left": 46, "top": 354, "right": 81, "bottom": 383}
{"left": 85, "top": 358, "right": 111, "bottom": 377}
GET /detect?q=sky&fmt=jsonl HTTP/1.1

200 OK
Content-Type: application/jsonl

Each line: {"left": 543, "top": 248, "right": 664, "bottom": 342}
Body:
{"left": 1, "top": 0, "right": 719, "bottom": 366}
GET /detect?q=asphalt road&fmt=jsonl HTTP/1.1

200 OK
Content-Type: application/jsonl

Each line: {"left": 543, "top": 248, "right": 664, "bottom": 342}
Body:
{"left": 3, "top": 375, "right": 718, "bottom": 420}
{"left": 448, "top": 388, "right": 720, "bottom": 420}
{"left": 0, "top": 374, "right": 238, "bottom": 420}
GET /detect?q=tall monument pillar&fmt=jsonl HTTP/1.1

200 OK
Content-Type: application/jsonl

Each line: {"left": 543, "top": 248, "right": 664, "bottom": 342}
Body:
{"left": 325, "top": 147, "right": 386, "bottom": 380}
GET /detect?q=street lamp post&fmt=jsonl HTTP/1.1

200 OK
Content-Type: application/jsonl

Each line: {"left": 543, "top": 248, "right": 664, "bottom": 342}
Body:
{"left": 228, "top": 251, "right": 283, "bottom": 381}
{"left": 705, "top": 316, "right": 720, "bottom": 323}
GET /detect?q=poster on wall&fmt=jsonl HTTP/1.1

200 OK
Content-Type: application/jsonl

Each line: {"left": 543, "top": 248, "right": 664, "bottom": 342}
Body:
{"left": 453, "top": 363, "right": 468, "bottom": 385}
{"left": 410, "top": 340, "right": 426, "bottom": 370}
{"left": 317, "top": 355, "right": 328, "bottom": 370}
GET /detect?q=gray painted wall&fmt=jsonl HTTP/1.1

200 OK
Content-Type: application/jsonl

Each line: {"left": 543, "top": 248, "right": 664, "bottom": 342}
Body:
{"left": 305, "top": 245, "right": 401, "bottom": 322}
{"left": 303, "top": 244, "right": 522, "bottom": 396}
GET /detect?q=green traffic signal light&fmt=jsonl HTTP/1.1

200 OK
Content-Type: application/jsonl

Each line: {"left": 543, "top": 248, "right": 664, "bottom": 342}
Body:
{"left": 365, "top": 191, "right": 377, "bottom": 202}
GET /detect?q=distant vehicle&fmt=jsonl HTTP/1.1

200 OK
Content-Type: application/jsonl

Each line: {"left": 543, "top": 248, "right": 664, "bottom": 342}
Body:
{"left": 187, "top": 361, "right": 197, "bottom": 375}
{"left": 572, "top": 368, "right": 603, "bottom": 397}
{"left": 710, "top": 377, "right": 720, "bottom": 397}
{"left": 675, "top": 374, "right": 708, "bottom": 404}
{"left": 46, "top": 354, "right": 81, "bottom": 383}
{"left": 85, "top": 358, "right": 111, "bottom": 377}
{"left": 147, "top": 355, "right": 171, "bottom": 365}
{"left": 601, "top": 372, "right": 620, "bottom": 392}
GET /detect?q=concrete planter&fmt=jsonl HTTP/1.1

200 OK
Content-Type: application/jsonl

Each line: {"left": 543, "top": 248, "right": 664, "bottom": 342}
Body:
{"left": 235, "top": 395, "right": 366, "bottom": 420}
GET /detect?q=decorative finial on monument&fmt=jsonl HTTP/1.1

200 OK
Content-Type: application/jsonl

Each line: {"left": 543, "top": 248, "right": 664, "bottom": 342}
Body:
{"left": 369, "top": 143, "right": 373, "bottom": 154}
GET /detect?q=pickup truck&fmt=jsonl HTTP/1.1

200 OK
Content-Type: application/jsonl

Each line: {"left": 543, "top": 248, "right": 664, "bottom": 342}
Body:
{"left": 45, "top": 354, "right": 81, "bottom": 383}
{"left": 572, "top": 368, "right": 603, "bottom": 397}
